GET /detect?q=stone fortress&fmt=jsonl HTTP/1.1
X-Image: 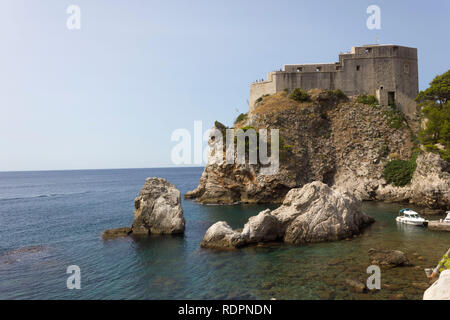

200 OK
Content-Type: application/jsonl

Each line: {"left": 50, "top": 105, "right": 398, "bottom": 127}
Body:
{"left": 249, "top": 44, "right": 418, "bottom": 118}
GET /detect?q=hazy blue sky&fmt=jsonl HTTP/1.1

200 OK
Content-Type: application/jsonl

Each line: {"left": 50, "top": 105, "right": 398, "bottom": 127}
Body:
{"left": 0, "top": 0, "right": 449, "bottom": 171}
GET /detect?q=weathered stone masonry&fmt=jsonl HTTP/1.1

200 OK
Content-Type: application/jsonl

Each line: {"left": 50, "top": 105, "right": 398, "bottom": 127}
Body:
{"left": 249, "top": 44, "right": 418, "bottom": 118}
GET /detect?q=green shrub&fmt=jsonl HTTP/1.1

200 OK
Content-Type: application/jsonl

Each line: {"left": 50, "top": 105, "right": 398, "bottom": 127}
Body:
{"left": 255, "top": 97, "right": 263, "bottom": 104}
{"left": 357, "top": 94, "right": 378, "bottom": 106}
{"left": 332, "top": 89, "right": 347, "bottom": 99}
{"left": 283, "top": 88, "right": 290, "bottom": 94}
{"left": 234, "top": 113, "right": 248, "bottom": 125}
{"left": 383, "top": 104, "right": 406, "bottom": 129}
{"left": 383, "top": 154, "right": 417, "bottom": 186}
{"left": 289, "top": 88, "right": 310, "bottom": 102}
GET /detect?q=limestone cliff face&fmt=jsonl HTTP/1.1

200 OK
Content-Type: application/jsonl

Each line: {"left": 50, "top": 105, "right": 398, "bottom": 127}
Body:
{"left": 186, "top": 90, "right": 449, "bottom": 210}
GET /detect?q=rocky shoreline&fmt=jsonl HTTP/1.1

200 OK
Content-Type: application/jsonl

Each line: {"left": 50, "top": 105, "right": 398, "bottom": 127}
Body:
{"left": 185, "top": 91, "right": 450, "bottom": 211}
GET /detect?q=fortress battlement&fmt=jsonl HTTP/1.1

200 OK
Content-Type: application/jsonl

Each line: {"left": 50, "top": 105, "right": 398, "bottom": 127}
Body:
{"left": 249, "top": 44, "right": 418, "bottom": 117}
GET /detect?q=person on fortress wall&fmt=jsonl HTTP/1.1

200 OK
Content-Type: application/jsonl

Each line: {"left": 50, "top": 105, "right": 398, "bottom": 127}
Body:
{"left": 428, "top": 248, "right": 450, "bottom": 280}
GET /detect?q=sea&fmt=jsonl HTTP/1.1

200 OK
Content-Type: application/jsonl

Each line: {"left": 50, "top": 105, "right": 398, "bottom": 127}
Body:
{"left": 0, "top": 167, "right": 448, "bottom": 300}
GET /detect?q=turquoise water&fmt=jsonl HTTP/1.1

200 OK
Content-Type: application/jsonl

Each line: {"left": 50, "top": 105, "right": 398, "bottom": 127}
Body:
{"left": 0, "top": 168, "right": 448, "bottom": 300}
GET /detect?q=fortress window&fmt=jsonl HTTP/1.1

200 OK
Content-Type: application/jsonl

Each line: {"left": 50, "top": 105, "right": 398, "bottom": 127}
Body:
{"left": 365, "top": 48, "right": 372, "bottom": 54}
{"left": 296, "top": 67, "right": 303, "bottom": 72}
{"left": 336, "top": 66, "right": 341, "bottom": 70}
{"left": 404, "top": 63, "right": 410, "bottom": 74}
{"left": 316, "top": 67, "right": 321, "bottom": 72}
{"left": 356, "top": 65, "right": 360, "bottom": 71}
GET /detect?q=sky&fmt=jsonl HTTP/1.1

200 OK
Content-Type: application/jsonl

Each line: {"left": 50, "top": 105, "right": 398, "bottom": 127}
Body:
{"left": 0, "top": 0, "right": 449, "bottom": 171}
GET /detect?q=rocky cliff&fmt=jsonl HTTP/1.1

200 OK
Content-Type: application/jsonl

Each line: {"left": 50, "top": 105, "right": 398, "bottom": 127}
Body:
{"left": 186, "top": 90, "right": 450, "bottom": 210}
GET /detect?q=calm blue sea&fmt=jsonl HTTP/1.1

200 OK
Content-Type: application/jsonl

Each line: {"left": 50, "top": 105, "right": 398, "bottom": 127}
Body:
{"left": 0, "top": 167, "right": 448, "bottom": 300}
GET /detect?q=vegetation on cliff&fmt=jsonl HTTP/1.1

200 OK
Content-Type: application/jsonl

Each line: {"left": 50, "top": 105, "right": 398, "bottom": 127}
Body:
{"left": 383, "top": 154, "right": 418, "bottom": 187}
{"left": 416, "top": 70, "right": 450, "bottom": 162}
{"left": 288, "top": 88, "right": 310, "bottom": 102}
{"left": 382, "top": 104, "right": 407, "bottom": 129}
{"left": 357, "top": 94, "right": 378, "bottom": 107}
{"left": 234, "top": 112, "right": 248, "bottom": 125}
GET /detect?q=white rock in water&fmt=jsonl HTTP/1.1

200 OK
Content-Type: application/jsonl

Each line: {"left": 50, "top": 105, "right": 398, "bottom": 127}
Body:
{"left": 241, "top": 209, "right": 283, "bottom": 244}
{"left": 273, "top": 181, "right": 374, "bottom": 244}
{"left": 132, "top": 177, "right": 185, "bottom": 235}
{"left": 423, "top": 270, "right": 450, "bottom": 300}
{"left": 200, "top": 181, "right": 374, "bottom": 248}
{"left": 200, "top": 221, "right": 244, "bottom": 249}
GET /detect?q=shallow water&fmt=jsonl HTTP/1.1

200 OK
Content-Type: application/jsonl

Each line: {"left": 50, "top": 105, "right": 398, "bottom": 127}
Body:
{"left": 0, "top": 167, "right": 448, "bottom": 299}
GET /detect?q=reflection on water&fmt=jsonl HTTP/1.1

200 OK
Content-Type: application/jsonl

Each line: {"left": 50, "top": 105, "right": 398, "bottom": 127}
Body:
{"left": 0, "top": 168, "right": 449, "bottom": 299}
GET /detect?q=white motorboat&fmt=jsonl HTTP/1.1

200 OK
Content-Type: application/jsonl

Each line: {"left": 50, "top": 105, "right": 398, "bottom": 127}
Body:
{"left": 396, "top": 208, "right": 427, "bottom": 226}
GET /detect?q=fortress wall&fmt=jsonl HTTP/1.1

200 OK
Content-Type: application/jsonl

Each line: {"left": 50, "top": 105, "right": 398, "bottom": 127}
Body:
{"left": 248, "top": 45, "right": 418, "bottom": 118}
{"left": 249, "top": 72, "right": 277, "bottom": 112}
{"left": 273, "top": 72, "right": 334, "bottom": 92}
{"left": 284, "top": 63, "right": 337, "bottom": 73}
{"left": 392, "top": 52, "right": 419, "bottom": 116}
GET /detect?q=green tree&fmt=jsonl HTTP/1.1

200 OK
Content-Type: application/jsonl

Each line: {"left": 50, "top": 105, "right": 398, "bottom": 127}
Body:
{"left": 416, "top": 70, "right": 450, "bottom": 162}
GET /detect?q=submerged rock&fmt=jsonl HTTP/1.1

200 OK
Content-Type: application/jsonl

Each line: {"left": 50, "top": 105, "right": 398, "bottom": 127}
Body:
{"left": 423, "top": 270, "right": 450, "bottom": 300}
{"left": 0, "top": 245, "right": 48, "bottom": 265}
{"left": 201, "top": 181, "right": 374, "bottom": 249}
{"left": 345, "top": 279, "right": 367, "bottom": 293}
{"left": 368, "top": 248, "right": 410, "bottom": 267}
{"left": 132, "top": 178, "right": 185, "bottom": 235}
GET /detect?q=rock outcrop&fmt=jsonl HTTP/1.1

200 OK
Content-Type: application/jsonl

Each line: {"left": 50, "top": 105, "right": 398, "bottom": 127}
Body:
{"left": 200, "top": 221, "right": 245, "bottom": 249}
{"left": 102, "top": 227, "right": 132, "bottom": 240}
{"left": 273, "top": 182, "right": 374, "bottom": 244}
{"left": 423, "top": 270, "right": 450, "bottom": 300}
{"left": 201, "top": 181, "right": 374, "bottom": 249}
{"left": 103, "top": 178, "right": 185, "bottom": 239}
{"left": 186, "top": 90, "right": 450, "bottom": 210}
{"left": 368, "top": 248, "right": 411, "bottom": 267}
{"left": 132, "top": 178, "right": 185, "bottom": 235}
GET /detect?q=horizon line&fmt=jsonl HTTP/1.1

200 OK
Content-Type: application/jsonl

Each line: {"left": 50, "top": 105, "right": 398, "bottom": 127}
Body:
{"left": 0, "top": 165, "right": 205, "bottom": 174}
